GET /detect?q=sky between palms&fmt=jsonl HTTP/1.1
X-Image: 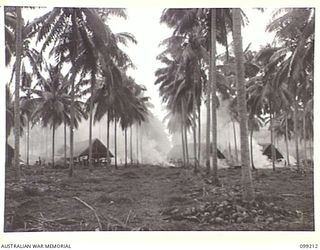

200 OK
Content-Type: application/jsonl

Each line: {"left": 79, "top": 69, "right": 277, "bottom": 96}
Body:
{"left": 108, "top": 8, "right": 275, "bottom": 122}
{"left": 4, "top": 7, "right": 275, "bottom": 123}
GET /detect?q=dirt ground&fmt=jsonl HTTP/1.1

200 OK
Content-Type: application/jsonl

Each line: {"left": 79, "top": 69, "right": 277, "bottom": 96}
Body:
{"left": 4, "top": 164, "right": 314, "bottom": 231}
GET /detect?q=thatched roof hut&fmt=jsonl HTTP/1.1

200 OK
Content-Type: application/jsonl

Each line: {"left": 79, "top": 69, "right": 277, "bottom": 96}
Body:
{"left": 261, "top": 144, "right": 283, "bottom": 160}
{"left": 66, "top": 138, "right": 113, "bottom": 160}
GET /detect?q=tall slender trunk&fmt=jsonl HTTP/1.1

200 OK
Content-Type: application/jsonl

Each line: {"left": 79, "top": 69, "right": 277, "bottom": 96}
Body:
{"left": 14, "top": 6, "right": 23, "bottom": 180}
{"left": 140, "top": 126, "right": 143, "bottom": 164}
{"left": 46, "top": 127, "right": 48, "bottom": 160}
{"left": 309, "top": 137, "right": 313, "bottom": 166}
{"left": 107, "top": 113, "right": 110, "bottom": 167}
{"left": 232, "top": 120, "right": 239, "bottom": 164}
{"left": 224, "top": 16, "right": 230, "bottom": 63}
{"left": 192, "top": 75, "right": 198, "bottom": 173}
{"left": 130, "top": 125, "right": 133, "bottom": 165}
{"left": 114, "top": 121, "right": 118, "bottom": 168}
{"left": 232, "top": 8, "right": 254, "bottom": 201}
{"left": 182, "top": 100, "right": 189, "bottom": 166}
{"left": 26, "top": 117, "right": 30, "bottom": 167}
{"left": 192, "top": 101, "right": 198, "bottom": 173}
{"left": 136, "top": 124, "right": 139, "bottom": 165}
{"left": 88, "top": 75, "right": 95, "bottom": 173}
{"left": 303, "top": 113, "right": 307, "bottom": 168}
{"left": 68, "top": 71, "right": 77, "bottom": 177}
{"left": 184, "top": 125, "right": 189, "bottom": 166}
{"left": 125, "top": 127, "right": 128, "bottom": 166}
{"left": 269, "top": 103, "right": 276, "bottom": 171}
{"left": 211, "top": 8, "right": 219, "bottom": 184}
{"left": 228, "top": 142, "right": 234, "bottom": 165}
{"left": 285, "top": 112, "right": 290, "bottom": 167}
{"left": 206, "top": 84, "right": 211, "bottom": 174}
{"left": 52, "top": 122, "right": 55, "bottom": 168}
{"left": 181, "top": 121, "right": 186, "bottom": 167}
{"left": 293, "top": 99, "right": 300, "bottom": 169}
{"left": 250, "top": 125, "right": 255, "bottom": 170}
{"left": 64, "top": 120, "right": 67, "bottom": 168}
{"left": 197, "top": 104, "right": 201, "bottom": 164}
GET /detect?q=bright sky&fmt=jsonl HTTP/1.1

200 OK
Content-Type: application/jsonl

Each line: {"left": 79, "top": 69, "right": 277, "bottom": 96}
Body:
{"left": 5, "top": 7, "right": 276, "bottom": 123}
{"left": 107, "top": 8, "right": 275, "bottom": 122}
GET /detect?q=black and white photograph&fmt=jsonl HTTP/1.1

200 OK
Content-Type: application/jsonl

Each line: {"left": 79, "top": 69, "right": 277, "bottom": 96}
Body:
{"left": 1, "top": 2, "right": 317, "bottom": 247}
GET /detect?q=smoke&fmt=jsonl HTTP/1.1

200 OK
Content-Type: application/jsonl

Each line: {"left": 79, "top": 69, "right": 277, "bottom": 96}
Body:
{"left": 169, "top": 98, "right": 299, "bottom": 169}
{"left": 215, "top": 99, "right": 272, "bottom": 168}
{"left": 7, "top": 99, "right": 308, "bottom": 168}
{"left": 8, "top": 112, "right": 171, "bottom": 165}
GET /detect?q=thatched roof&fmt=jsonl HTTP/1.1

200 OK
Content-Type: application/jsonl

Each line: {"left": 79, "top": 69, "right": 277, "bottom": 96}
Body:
{"left": 66, "top": 138, "right": 113, "bottom": 159}
{"left": 261, "top": 144, "right": 283, "bottom": 160}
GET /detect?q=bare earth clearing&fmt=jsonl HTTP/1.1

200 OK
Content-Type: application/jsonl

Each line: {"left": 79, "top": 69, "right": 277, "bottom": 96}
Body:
{"left": 4, "top": 165, "right": 314, "bottom": 231}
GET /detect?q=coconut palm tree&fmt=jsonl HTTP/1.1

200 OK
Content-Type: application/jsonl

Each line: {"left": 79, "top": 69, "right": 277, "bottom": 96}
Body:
{"left": 31, "top": 65, "right": 71, "bottom": 168}
{"left": 34, "top": 7, "right": 130, "bottom": 176}
{"left": 5, "top": 8, "right": 47, "bottom": 87}
{"left": 20, "top": 66, "right": 34, "bottom": 167}
{"left": 265, "top": 8, "right": 314, "bottom": 169}
{"left": 159, "top": 8, "right": 243, "bottom": 177}
{"left": 232, "top": 8, "right": 254, "bottom": 201}
{"left": 156, "top": 31, "right": 206, "bottom": 171}
{"left": 74, "top": 28, "right": 135, "bottom": 172}
{"left": 5, "top": 8, "right": 16, "bottom": 67}
{"left": 210, "top": 8, "right": 219, "bottom": 183}
{"left": 92, "top": 70, "right": 148, "bottom": 168}
{"left": 13, "top": 6, "right": 23, "bottom": 179}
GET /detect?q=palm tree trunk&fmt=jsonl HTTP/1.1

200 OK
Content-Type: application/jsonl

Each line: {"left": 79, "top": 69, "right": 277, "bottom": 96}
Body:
{"left": 181, "top": 121, "right": 186, "bottom": 167}
{"left": 14, "top": 6, "right": 23, "bottom": 180}
{"left": 309, "top": 137, "right": 313, "bottom": 166}
{"left": 88, "top": 75, "right": 95, "bottom": 173}
{"left": 136, "top": 124, "right": 139, "bottom": 165}
{"left": 232, "top": 120, "right": 239, "bottom": 165}
{"left": 223, "top": 16, "right": 230, "bottom": 63}
{"left": 68, "top": 71, "right": 77, "bottom": 177}
{"left": 211, "top": 8, "right": 219, "bottom": 184}
{"left": 250, "top": 125, "right": 255, "bottom": 170}
{"left": 293, "top": 100, "right": 300, "bottom": 169}
{"left": 125, "top": 127, "right": 128, "bottom": 166}
{"left": 228, "top": 142, "right": 234, "bottom": 165}
{"left": 130, "top": 125, "right": 133, "bottom": 165}
{"left": 184, "top": 125, "right": 189, "bottom": 166}
{"left": 107, "top": 113, "right": 110, "bottom": 167}
{"left": 192, "top": 102, "right": 198, "bottom": 173}
{"left": 269, "top": 103, "right": 276, "bottom": 171}
{"left": 46, "top": 127, "right": 48, "bottom": 160}
{"left": 26, "top": 117, "right": 30, "bottom": 167}
{"left": 309, "top": 134, "right": 313, "bottom": 153}
{"left": 206, "top": 84, "right": 211, "bottom": 174}
{"left": 140, "top": 126, "right": 143, "bottom": 164}
{"left": 285, "top": 112, "right": 290, "bottom": 167}
{"left": 197, "top": 104, "right": 201, "bottom": 164}
{"left": 303, "top": 113, "right": 307, "bottom": 168}
{"left": 182, "top": 100, "right": 189, "bottom": 166}
{"left": 114, "top": 120, "right": 118, "bottom": 169}
{"left": 52, "top": 122, "right": 55, "bottom": 168}
{"left": 192, "top": 74, "right": 198, "bottom": 173}
{"left": 64, "top": 120, "right": 67, "bottom": 168}
{"left": 232, "top": 8, "right": 254, "bottom": 201}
